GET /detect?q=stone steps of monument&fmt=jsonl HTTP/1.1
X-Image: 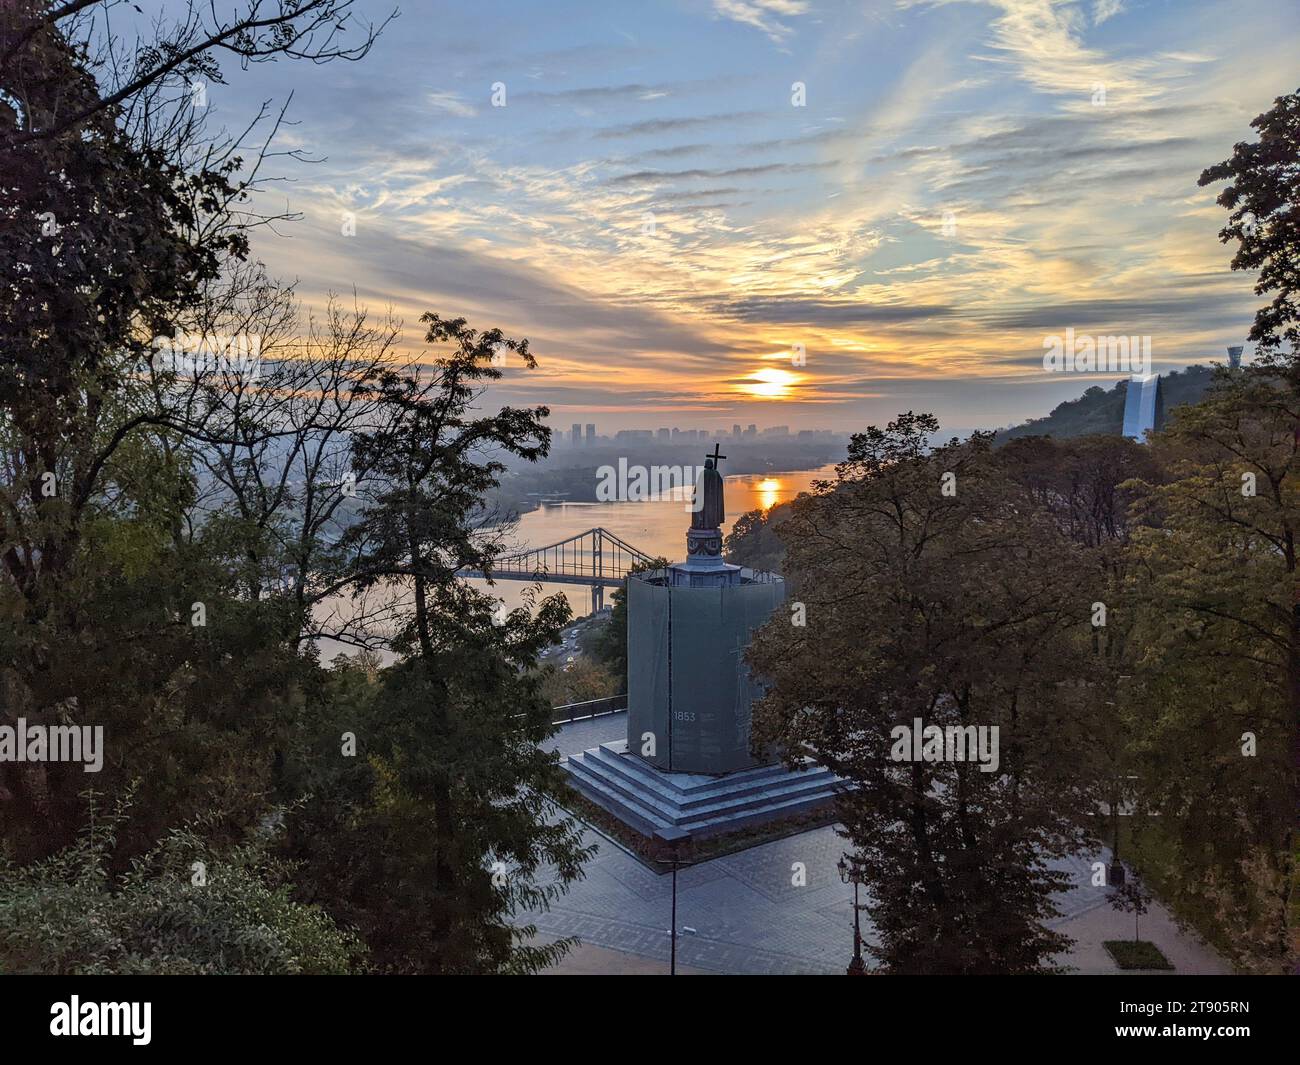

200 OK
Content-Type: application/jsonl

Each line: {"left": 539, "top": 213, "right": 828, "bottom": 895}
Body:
{"left": 563, "top": 745, "right": 842, "bottom": 835}
{"left": 573, "top": 759, "right": 831, "bottom": 822}
{"left": 582, "top": 742, "right": 835, "bottom": 810}
{"left": 584, "top": 739, "right": 804, "bottom": 795}
{"left": 683, "top": 790, "right": 840, "bottom": 836}
{"left": 563, "top": 759, "right": 670, "bottom": 836}
{"left": 563, "top": 751, "right": 839, "bottom": 837}
{"left": 587, "top": 749, "right": 839, "bottom": 819}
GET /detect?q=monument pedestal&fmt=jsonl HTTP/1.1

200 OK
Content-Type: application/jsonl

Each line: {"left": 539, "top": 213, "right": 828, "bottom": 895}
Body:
{"left": 564, "top": 740, "right": 843, "bottom": 838}
{"left": 560, "top": 445, "right": 845, "bottom": 839}
{"left": 671, "top": 524, "right": 741, "bottom": 586}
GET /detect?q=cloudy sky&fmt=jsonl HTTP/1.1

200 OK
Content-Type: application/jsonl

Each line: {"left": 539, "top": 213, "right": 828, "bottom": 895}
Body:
{"left": 202, "top": 0, "right": 1297, "bottom": 433}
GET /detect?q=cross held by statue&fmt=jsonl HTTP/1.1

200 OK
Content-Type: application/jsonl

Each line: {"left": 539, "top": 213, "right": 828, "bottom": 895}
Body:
{"left": 707, "top": 443, "right": 726, "bottom": 467}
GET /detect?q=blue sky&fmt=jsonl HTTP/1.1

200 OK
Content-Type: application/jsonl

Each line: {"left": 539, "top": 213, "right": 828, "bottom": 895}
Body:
{"left": 185, "top": 0, "right": 1299, "bottom": 432}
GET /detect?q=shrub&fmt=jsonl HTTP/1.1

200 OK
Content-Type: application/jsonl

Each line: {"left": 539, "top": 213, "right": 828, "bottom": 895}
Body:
{"left": 0, "top": 799, "right": 363, "bottom": 975}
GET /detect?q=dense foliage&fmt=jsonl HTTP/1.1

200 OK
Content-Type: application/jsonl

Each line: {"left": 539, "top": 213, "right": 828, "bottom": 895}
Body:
{"left": 0, "top": 798, "right": 361, "bottom": 975}
{"left": 1, "top": 1, "right": 587, "bottom": 975}
{"left": 731, "top": 89, "right": 1300, "bottom": 973}
{"left": 737, "top": 383, "right": 1295, "bottom": 973}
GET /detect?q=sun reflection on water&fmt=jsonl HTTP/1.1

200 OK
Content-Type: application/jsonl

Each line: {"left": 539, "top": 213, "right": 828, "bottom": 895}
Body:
{"left": 755, "top": 477, "right": 781, "bottom": 510}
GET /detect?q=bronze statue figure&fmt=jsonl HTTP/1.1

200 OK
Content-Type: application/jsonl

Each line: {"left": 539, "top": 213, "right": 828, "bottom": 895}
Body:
{"left": 692, "top": 445, "right": 726, "bottom": 529}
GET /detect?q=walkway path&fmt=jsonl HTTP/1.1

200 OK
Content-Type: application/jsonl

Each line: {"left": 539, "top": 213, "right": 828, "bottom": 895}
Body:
{"left": 534, "top": 718, "right": 1229, "bottom": 975}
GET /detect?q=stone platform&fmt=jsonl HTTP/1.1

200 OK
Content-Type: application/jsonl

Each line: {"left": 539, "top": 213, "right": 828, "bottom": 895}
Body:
{"left": 564, "top": 740, "right": 844, "bottom": 838}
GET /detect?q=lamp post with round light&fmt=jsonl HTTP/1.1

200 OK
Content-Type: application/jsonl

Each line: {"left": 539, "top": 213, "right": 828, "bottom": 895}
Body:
{"left": 837, "top": 853, "right": 867, "bottom": 976}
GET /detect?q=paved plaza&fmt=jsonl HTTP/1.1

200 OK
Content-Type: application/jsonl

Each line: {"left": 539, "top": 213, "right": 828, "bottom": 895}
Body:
{"left": 534, "top": 717, "right": 1229, "bottom": 975}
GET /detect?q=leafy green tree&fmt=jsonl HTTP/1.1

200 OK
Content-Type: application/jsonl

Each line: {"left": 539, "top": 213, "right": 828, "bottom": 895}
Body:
{"left": 724, "top": 504, "right": 795, "bottom": 574}
{"left": 0, "top": 0, "right": 388, "bottom": 858}
{"left": 1108, "top": 875, "right": 1153, "bottom": 945}
{"left": 0, "top": 384, "right": 317, "bottom": 859}
{"left": 1199, "top": 86, "right": 1300, "bottom": 365}
{"left": 284, "top": 316, "right": 593, "bottom": 973}
{"left": 1, "top": 0, "right": 250, "bottom": 618}
{"left": 1198, "top": 90, "right": 1299, "bottom": 968}
{"left": 996, "top": 433, "right": 1159, "bottom": 867}
{"left": 748, "top": 413, "right": 1106, "bottom": 973}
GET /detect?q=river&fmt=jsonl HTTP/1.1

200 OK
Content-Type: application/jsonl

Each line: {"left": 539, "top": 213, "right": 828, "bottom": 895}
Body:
{"left": 473, "top": 464, "right": 837, "bottom": 617}
{"left": 315, "top": 464, "right": 837, "bottom": 662}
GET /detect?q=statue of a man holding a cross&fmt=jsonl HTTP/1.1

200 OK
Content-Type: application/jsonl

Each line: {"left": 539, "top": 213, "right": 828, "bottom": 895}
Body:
{"left": 692, "top": 444, "right": 726, "bottom": 530}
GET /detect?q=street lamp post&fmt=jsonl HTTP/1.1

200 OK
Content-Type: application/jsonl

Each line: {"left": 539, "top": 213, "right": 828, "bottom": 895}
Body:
{"left": 837, "top": 854, "right": 867, "bottom": 976}
{"left": 654, "top": 826, "right": 692, "bottom": 976}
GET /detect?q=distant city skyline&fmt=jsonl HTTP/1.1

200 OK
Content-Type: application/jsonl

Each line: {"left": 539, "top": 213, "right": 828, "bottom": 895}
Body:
{"left": 558, "top": 420, "right": 839, "bottom": 445}
{"left": 201, "top": 0, "right": 1293, "bottom": 431}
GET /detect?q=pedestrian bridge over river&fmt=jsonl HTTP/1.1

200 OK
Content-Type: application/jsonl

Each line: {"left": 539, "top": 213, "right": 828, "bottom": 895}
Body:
{"left": 459, "top": 527, "right": 655, "bottom": 611}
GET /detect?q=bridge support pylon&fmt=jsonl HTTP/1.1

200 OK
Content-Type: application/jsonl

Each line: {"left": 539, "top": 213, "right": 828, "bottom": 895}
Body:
{"left": 591, "top": 584, "right": 605, "bottom": 614}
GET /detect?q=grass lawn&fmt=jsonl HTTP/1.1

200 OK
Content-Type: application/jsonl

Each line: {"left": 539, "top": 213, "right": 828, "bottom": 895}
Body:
{"left": 1104, "top": 939, "right": 1174, "bottom": 971}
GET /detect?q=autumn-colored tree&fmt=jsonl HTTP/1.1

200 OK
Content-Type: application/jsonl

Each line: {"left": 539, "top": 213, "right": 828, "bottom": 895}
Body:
{"left": 1198, "top": 86, "right": 1300, "bottom": 969}
{"left": 749, "top": 413, "right": 1107, "bottom": 973}
{"left": 540, "top": 658, "right": 621, "bottom": 707}
{"left": 1121, "top": 377, "right": 1297, "bottom": 970}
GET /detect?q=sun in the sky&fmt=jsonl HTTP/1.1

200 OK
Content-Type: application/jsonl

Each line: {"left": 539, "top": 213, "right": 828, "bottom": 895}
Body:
{"left": 743, "top": 366, "right": 798, "bottom": 400}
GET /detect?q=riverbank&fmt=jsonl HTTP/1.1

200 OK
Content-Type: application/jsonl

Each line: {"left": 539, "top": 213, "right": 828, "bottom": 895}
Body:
{"left": 485, "top": 439, "right": 842, "bottom": 518}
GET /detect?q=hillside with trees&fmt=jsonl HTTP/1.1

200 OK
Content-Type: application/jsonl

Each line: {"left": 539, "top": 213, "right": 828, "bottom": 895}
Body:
{"left": 993, "top": 364, "right": 1219, "bottom": 443}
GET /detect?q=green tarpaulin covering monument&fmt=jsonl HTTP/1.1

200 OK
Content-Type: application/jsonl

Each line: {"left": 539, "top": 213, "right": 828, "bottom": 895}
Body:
{"left": 564, "top": 448, "right": 842, "bottom": 837}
